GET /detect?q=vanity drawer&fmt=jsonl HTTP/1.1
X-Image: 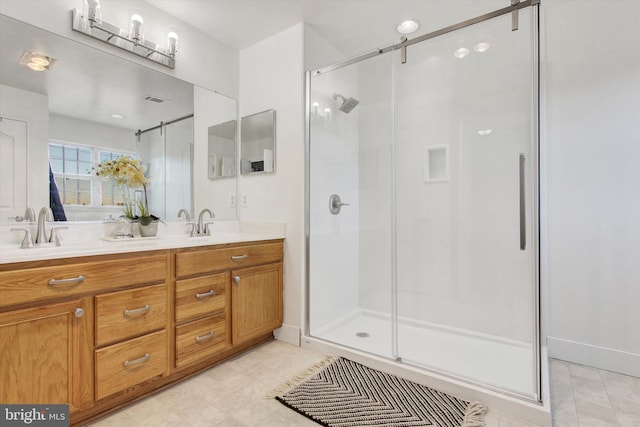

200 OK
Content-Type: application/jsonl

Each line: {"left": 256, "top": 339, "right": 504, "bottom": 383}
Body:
{"left": 175, "top": 273, "right": 227, "bottom": 323}
{"left": 95, "top": 284, "right": 167, "bottom": 346}
{"left": 175, "top": 241, "right": 283, "bottom": 278}
{"left": 95, "top": 329, "right": 167, "bottom": 401}
{"left": 175, "top": 314, "right": 227, "bottom": 368}
{"left": 0, "top": 252, "right": 169, "bottom": 308}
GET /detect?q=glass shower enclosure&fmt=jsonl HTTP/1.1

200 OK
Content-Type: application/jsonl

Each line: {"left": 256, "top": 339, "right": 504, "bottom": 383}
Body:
{"left": 307, "top": 3, "right": 539, "bottom": 400}
{"left": 136, "top": 115, "right": 194, "bottom": 219}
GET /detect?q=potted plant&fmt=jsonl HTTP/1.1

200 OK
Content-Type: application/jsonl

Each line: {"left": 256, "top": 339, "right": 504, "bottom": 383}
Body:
{"left": 95, "top": 155, "right": 160, "bottom": 237}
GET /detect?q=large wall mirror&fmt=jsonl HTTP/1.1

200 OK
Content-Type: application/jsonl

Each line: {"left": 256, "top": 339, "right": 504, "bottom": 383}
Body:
{"left": 0, "top": 14, "right": 237, "bottom": 222}
{"left": 240, "top": 109, "right": 276, "bottom": 175}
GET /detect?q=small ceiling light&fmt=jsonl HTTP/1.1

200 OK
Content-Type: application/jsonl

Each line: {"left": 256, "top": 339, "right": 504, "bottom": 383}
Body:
{"left": 477, "top": 129, "right": 493, "bottom": 136}
{"left": 129, "top": 13, "right": 144, "bottom": 44}
{"left": 397, "top": 20, "right": 420, "bottom": 35}
{"left": 27, "top": 63, "right": 46, "bottom": 71}
{"left": 19, "top": 51, "right": 55, "bottom": 71}
{"left": 453, "top": 47, "right": 470, "bottom": 58}
{"left": 110, "top": 113, "right": 125, "bottom": 119}
{"left": 474, "top": 42, "right": 491, "bottom": 53}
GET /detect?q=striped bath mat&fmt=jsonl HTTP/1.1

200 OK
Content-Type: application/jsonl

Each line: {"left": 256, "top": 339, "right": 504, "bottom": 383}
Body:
{"left": 270, "top": 356, "right": 487, "bottom": 427}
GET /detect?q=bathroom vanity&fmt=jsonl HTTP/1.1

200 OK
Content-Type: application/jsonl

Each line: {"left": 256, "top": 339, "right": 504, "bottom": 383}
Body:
{"left": 0, "top": 234, "right": 283, "bottom": 425}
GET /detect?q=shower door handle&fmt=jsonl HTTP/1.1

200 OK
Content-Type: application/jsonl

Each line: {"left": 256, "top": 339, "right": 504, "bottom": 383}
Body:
{"left": 329, "top": 194, "right": 349, "bottom": 215}
{"left": 519, "top": 153, "right": 526, "bottom": 251}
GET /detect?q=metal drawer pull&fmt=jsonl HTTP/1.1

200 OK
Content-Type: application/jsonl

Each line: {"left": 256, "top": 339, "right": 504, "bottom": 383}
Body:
{"left": 48, "top": 275, "right": 85, "bottom": 286}
{"left": 74, "top": 308, "right": 85, "bottom": 318}
{"left": 123, "top": 353, "right": 150, "bottom": 367}
{"left": 233, "top": 276, "right": 240, "bottom": 283}
{"left": 231, "top": 254, "right": 248, "bottom": 261}
{"left": 123, "top": 305, "right": 151, "bottom": 317}
{"left": 195, "top": 331, "right": 215, "bottom": 343}
{"left": 195, "top": 290, "right": 216, "bottom": 299}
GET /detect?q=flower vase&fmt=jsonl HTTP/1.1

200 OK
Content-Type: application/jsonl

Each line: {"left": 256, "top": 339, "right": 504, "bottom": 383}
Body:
{"left": 138, "top": 221, "right": 158, "bottom": 237}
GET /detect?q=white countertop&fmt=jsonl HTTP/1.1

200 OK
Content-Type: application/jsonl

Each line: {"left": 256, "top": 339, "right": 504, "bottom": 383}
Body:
{"left": 0, "top": 221, "right": 285, "bottom": 264}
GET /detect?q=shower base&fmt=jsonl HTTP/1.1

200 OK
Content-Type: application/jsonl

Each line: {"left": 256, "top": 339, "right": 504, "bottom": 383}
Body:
{"left": 311, "top": 309, "right": 534, "bottom": 396}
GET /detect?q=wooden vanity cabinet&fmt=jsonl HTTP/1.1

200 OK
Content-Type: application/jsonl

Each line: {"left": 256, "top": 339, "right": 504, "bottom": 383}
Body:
{"left": 232, "top": 262, "right": 283, "bottom": 346}
{"left": 0, "top": 298, "right": 93, "bottom": 413}
{"left": 0, "top": 238, "right": 283, "bottom": 425}
{"left": 0, "top": 251, "right": 170, "bottom": 417}
{"left": 174, "top": 240, "right": 284, "bottom": 366}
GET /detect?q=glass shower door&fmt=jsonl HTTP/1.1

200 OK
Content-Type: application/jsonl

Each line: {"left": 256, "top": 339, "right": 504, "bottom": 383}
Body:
{"left": 394, "top": 8, "right": 538, "bottom": 397}
{"left": 308, "top": 53, "right": 395, "bottom": 357}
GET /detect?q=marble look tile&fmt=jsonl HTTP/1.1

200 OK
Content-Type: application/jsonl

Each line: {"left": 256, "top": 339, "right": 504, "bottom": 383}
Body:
{"left": 575, "top": 401, "right": 619, "bottom": 425}
{"left": 572, "top": 376, "right": 614, "bottom": 408}
{"left": 569, "top": 363, "right": 605, "bottom": 383}
{"left": 497, "top": 413, "right": 543, "bottom": 426}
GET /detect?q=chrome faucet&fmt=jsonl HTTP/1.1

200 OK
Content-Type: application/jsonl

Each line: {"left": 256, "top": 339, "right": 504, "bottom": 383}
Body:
{"left": 35, "top": 207, "right": 53, "bottom": 244}
{"left": 196, "top": 208, "right": 215, "bottom": 236}
{"left": 177, "top": 208, "right": 192, "bottom": 221}
{"left": 24, "top": 207, "right": 36, "bottom": 222}
{"left": 11, "top": 206, "right": 67, "bottom": 248}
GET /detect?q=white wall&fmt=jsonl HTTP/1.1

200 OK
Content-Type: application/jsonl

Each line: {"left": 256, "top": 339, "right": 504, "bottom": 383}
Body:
{"left": 238, "top": 23, "right": 305, "bottom": 344}
{"left": 543, "top": 0, "right": 640, "bottom": 376}
{"left": 49, "top": 114, "right": 135, "bottom": 153}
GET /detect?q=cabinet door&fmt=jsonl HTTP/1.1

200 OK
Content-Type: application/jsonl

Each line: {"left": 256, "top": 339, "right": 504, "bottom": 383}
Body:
{"left": 231, "top": 263, "right": 283, "bottom": 345}
{"left": 0, "top": 298, "right": 93, "bottom": 412}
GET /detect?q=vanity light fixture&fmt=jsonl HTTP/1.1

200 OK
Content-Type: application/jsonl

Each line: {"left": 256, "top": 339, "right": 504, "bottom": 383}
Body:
{"left": 397, "top": 20, "right": 420, "bottom": 35}
{"left": 71, "top": 0, "right": 179, "bottom": 69}
{"left": 19, "top": 51, "right": 55, "bottom": 72}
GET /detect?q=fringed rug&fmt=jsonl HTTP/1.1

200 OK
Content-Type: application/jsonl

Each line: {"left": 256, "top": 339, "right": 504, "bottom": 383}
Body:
{"left": 268, "top": 356, "right": 487, "bottom": 427}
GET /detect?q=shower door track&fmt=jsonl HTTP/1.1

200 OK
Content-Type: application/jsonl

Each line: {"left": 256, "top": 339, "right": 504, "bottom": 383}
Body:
{"left": 311, "top": 0, "right": 539, "bottom": 76}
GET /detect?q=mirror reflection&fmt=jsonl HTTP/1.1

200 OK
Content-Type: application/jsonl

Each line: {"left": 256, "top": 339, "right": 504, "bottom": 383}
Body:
{"left": 208, "top": 120, "right": 236, "bottom": 179}
{"left": 240, "top": 109, "right": 276, "bottom": 175}
{"left": 0, "top": 14, "right": 237, "bottom": 222}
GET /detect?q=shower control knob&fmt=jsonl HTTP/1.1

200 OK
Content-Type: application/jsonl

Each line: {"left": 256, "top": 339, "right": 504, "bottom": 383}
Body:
{"left": 329, "top": 194, "right": 349, "bottom": 215}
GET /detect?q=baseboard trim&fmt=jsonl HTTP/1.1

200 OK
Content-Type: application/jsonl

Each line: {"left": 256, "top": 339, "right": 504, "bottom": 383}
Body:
{"left": 274, "top": 323, "right": 301, "bottom": 346}
{"left": 547, "top": 336, "right": 640, "bottom": 377}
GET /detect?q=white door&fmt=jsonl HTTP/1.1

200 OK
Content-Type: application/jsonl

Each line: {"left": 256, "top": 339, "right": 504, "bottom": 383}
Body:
{"left": 0, "top": 117, "right": 28, "bottom": 220}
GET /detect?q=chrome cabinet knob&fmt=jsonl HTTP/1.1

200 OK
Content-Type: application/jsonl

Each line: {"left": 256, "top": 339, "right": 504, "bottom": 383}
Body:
{"left": 74, "top": 308, "right": 85, "bottom": 318}
{"left": 233, "top": 276, "right": 240, "bottom": 283}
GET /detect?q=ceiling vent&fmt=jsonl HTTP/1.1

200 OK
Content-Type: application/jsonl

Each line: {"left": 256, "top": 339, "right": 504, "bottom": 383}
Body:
{"left": 142, "top": 94, "right": 169, "bottom": 103}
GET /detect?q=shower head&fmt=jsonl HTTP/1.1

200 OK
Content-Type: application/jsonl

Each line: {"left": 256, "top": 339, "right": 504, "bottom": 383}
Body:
{"left": 333, "top": 93, "right": 360, "bottom": 114}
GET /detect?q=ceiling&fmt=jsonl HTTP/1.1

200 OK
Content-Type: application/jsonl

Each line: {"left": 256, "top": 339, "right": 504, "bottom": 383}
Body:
{"left": 146, "top": 0, "right": 507, "bottom": 57}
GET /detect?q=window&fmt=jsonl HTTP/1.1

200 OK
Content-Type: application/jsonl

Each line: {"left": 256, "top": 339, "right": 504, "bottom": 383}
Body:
{"left": 49, "top": 142, "right": 133, "bottom": 207}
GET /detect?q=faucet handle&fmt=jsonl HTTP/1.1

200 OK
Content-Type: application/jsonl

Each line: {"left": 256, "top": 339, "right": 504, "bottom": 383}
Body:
{"left": 49, "top": 227, "right": 69, "bottom": 246}
{"left": 11, "top": 228, "right": 33, "bottom": 249}
{"left": 185, "top": 222, "right": 197, "bottom": 237}
{"left": 203, "top": 222, "right": 215, "bottom": 236}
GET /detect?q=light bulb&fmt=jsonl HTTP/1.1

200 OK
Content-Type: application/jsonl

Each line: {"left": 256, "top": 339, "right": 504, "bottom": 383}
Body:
{"left": 27, "top": 62, "right": 46, "bottom": 71}
{"left": 454, "top": 47, "right": 469, "bottom": 58}
{"left": 474, "top": 42, "right": 491, "bottom": 53}
{"left": 167, "top": 31, "right": 179, "bottom": 56}
{"left": 30, "top": 56, "right": 50, "bottom": 66}
{"left": 84, "top": 0, "right": 101, "bottom": 25}
{"left": 130, "top": 14, "right": 144, "bottom": 44}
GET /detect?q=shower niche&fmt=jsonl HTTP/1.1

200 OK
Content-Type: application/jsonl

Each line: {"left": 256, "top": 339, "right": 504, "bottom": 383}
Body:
{"left": 240, "top": 109, "right": 276, "bottom": 175}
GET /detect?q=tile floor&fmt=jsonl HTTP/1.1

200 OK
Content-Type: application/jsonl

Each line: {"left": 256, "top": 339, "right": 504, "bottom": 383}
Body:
{"left": 88, "top": 341, "right": 640, "bottom": 427}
